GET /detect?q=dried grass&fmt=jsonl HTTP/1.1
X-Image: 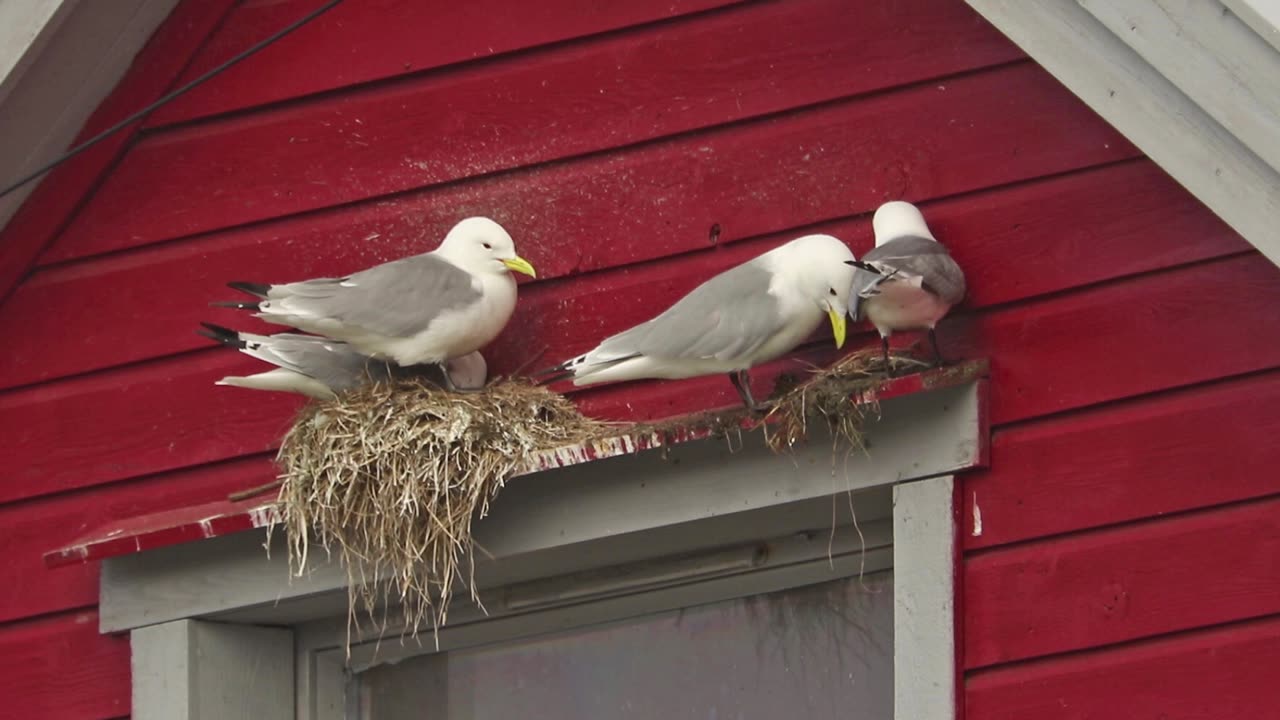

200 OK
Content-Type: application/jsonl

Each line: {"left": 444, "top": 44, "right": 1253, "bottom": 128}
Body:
{"left": 273, "top": 348, "right": 916, "bottom": 644}
{"left": 276, "top": 378, "right": 603, "bottom": 640}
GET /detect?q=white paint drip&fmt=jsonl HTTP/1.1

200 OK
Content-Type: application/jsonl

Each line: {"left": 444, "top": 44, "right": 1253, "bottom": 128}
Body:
{"left": 248, "top": 505, "right": 279, "bottom": 528}
{"left": 971, "top": 492, "right": 983, "bottom": 537}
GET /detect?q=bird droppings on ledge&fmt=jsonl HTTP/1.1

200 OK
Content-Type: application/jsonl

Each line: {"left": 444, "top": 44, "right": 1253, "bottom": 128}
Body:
{"left": 273, "top": 347, "right": 945, "bottom": 645}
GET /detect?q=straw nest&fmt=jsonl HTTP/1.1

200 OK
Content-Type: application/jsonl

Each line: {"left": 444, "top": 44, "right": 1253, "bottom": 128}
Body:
{"left": 273, "top": 347, "right": 916, "bottom": 641}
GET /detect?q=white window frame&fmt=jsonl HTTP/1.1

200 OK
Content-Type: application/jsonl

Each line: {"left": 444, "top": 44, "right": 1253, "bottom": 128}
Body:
{"left": 117, "top": 379, "right": 978, "bottom": 720}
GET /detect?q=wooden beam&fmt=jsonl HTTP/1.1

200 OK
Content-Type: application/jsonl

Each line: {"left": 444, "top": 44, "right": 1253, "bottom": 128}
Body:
{"left": 98, "top": 379, "right": 984, "bottom": 632}
{"left": 1080, "top": 0, "right": 1280, "bottom": 175}
{"left": 894, "top": 475, "right": 958, "bottom": 720}
{"left": 0, "top": 0, "right": 176, "bottom": 233}
{"left": 967, "top": 0, "right": 1280, "bottom": 269}
{"left": 0, "top": 0, "right": 75, "bottom": 106}
{"left": 132, "top": 620, "right": 293, "bottom": 720}
{"left": 1221, "top": 0, "right": 1280, "bottom": 54}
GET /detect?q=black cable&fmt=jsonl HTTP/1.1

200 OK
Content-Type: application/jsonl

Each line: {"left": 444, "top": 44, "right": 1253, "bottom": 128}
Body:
{"left": 0, "top": 0, "right": 345, "bottom": 201}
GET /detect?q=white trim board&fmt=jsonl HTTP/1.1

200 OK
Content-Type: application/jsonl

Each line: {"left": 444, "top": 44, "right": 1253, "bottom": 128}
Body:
{"left": 968, "top": 0, "right": 1280, "bottom": 269}
{"left": 0, "top": 0, "right": 179, "bottom": 233}
{"left": 100, "top": 380, "right": 982, "bottom": 633}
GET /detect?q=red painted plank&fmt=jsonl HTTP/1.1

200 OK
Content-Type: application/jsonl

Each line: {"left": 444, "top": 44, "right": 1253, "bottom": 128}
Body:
{"left": 5, "top": 253, "right": 1276, "bottom": 505}
{"left": 950, "top": 253, "right": 1280, "bottom": 425}
{"left": 0, "top": 610, "right": 130, "bottom": 720}
{"left": 0, "top": 455, "right": 273, "bottom": 623}
{"left": 0, "top": 352, "right": 304, "bottom": 505}
{"left": 45, "top": 362, "right": 988, "bottom": 569}
{"left": 570, "top": 253, "right": 1280, "bottom": 421}
{"left": 966, "top": 615, "right": 1280, "bottom": 720}
{"left": 963, "top": 370, "right": 1280, "bottom": 550}
{"left": 45, "top": 0, "right": 1022, "bottom": 263}
{"left": 0, "top": 0, "right": 236, "bottom": 305}
{"left": 965, "top": 497, "right": 1280, "bottom": 669}
{"left": 145, "top": 0, "right": 747, "bottom": 127}
{"left": 0, "top": 64, "right": 1143, "bottom": 390}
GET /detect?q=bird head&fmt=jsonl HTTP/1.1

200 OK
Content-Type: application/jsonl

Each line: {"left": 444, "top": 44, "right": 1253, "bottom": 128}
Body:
{"left": 872, "top": 200, "right": 936, "bottom": 246}
{"left": 438, "top": 217, "right": 537, "bottom": 279}
{"left": 774, "top": 234, "right": 856, "bottom": 350}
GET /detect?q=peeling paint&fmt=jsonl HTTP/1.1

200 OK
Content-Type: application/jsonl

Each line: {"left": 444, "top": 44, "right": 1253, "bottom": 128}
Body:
{"left": 971, "top": 492, "right": 983, "bottom": 537}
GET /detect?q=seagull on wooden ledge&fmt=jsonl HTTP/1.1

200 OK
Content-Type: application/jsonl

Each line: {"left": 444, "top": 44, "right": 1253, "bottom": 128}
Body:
{"left": 197, "top": 323, "right": 488, "bottom": 400}
{"left": 846, "top": 200, "right": 966, "bottom": 375}
{"left": 537, "top": 234, "right": 857, "bottom": 412}
{"left": 213, "top": 216, "right": 534, "bottom": 390}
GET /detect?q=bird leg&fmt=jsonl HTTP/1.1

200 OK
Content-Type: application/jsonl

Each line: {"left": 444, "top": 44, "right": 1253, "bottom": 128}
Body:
{"left": 880, "top": 336, "right": 895, "bottom": 377}
{"left": 928, "top": 328, "right": 946, "bottom": 367}
{"left": 728, "top": 370, "right": 768, "bottom": 414}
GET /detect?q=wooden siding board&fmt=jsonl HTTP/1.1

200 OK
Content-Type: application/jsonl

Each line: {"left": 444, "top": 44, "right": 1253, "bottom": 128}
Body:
{"left": 0, "top": 610, "right": 130, "bottom": 720}
{"left": 1080, "top": 0, "right": 1280, "bottom": 176}
{"left": 965, "top": 496, "right": 1280, "bottom": 668}
{"left": 5, "top": 251, "right": 1276, "bottom": 505}
{"left": 44, "top": 0, "right": 1022, "bottom": 263}
{"left": 1221, "top": 0, "right": 1280, "bottom": 54}
{"left": 0, "top": 0, "right": 236, "bottom": 305}
{"left": 0, "top": 62, "right": 1142, "bottom": 390}
{"left": 966, "top": 615, "right": 1280, "bottom": 720}
{"left": 963, "top": 369, "right": 1280, "bottom": 550}
{"left": 0, "top": 456, "right": 273, "bottom": 623}
{"left": 143, "top": 0, "right": 750, "bottom": 127}
{"left": 966, "top": 0, "right": 1280, "bottom": 271}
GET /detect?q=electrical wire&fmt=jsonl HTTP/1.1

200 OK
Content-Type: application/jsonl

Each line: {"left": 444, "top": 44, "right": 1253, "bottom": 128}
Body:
{"left": 0, "top": 0, "right": 345, "bottom": 201}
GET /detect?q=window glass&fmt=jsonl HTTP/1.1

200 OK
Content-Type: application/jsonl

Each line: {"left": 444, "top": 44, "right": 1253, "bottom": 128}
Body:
{"left": 359, "top": 572, "right": 893, "bottom": 719}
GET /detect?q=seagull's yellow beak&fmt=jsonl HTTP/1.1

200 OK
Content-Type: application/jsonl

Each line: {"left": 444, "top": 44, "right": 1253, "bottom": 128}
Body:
{"left": 502, "top": 256, "right": 537, "bottom": 278}
{"left": 828, "top": 308, "right": 847, "bottom": 349}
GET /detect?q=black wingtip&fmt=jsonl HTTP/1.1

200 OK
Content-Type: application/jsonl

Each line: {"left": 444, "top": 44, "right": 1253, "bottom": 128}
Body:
{"left": 209, "top": 300, "right": 260, "bottom": 310}
{"left": 227, "top": 281, "right": 271, "bottom": 298}
{"left": 196, "top": 322, "right": 246, "bottom": 349}
{"left": 846, "top": 259, "right": 881, "bottom": 273}
{"left": 530, "top": 361, "right": 575, "bottom": 385}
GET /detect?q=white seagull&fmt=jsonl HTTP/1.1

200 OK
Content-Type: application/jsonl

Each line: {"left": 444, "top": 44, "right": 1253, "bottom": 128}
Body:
{"left": 215, "top": 217, "right": 534, "bottom": 389}
{"left": 198, "top": 323, "right": 487, "bottom": 399}
{"left": 539, "top": 234, "right": 856, "bottom": 410}
{"left": 846, "top": 201, "right": 966, "bottom": 372}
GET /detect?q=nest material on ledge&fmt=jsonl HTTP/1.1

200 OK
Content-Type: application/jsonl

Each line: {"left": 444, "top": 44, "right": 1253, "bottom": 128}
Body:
{"left": 274, "top": 347, "right": 908, "bottom": 640}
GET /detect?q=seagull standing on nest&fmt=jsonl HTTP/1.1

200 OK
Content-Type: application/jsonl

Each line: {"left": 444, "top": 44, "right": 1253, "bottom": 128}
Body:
{"left": 846, "top": 201, "right": 966, "bottom": 373}
{"left": 539, "top": 234, "right": 857, "bottom": 411}
{"left": 215, "top": 217, "right": 534, "bottom": 390}
{"left": 197, "top": 323, "right": 487, "bottom": 399}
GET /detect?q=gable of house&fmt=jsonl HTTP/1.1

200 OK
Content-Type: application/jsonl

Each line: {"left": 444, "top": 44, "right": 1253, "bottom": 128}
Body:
{"left": 0, "top": 1, "right": 1277, "bottom": 717}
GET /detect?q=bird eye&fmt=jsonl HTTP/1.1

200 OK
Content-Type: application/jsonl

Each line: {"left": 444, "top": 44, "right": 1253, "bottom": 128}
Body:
{"left": 829, "top": 288, "right": 838, "bottom": 296}
{"left": 483, "top": 242, "right": 492, "bottom": 250}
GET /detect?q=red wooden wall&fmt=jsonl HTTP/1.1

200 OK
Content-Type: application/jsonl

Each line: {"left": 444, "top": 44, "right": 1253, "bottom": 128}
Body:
{"left": 0, "top": 0, "right": 1276, "bottom": 717}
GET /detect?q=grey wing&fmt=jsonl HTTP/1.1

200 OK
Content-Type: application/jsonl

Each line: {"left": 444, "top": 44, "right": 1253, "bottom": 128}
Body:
{"left": 272, "top": 254, "right": 482, "bottom": 338}
{"left": 862, "top": 236, "right": 966, "bottom": 305}
{"left": 248, "top": 334, "right": 391, "bottom": 392}
{"left": 597, "top": 262, "right": 784, "bottom": 361}
{"left": 848, "top": 266, "right": 889, "bottom": 320}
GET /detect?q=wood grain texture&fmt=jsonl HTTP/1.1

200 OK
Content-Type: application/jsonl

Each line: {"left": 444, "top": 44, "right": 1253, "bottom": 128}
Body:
{"left": 965, "top": 496, "right": 1280, "bottom": 668}
{"left": 963, "top": 370, "right": 1280, "bottom": 550}
{"left": 0, "top": 351, "right": 302, "bottom": 504}
{"left": 44, "top": 0, "right": 1021, "bottom": 263}
{"left": 0, "top": 610, "right": 130, "bottom": 719}
{"left": 966, "top": 614, "right": 1280, "bottom": 720}
{"left": 5, "top": 251, "right": 1276, "bottom": 505}
{"left": 0, "top": 455, "right": 273, "bottom": 623}
{"left": 143, "top": 0, "right": 747, "bottom": 127}
{"left": 0, "top": 0, "right": 235, "bottom": 305}
{"left": 967, "top": 0, "right": 1280, "bottom": 270}
{"left": 0, "top": 63, "right": 1142, "bottom": 390}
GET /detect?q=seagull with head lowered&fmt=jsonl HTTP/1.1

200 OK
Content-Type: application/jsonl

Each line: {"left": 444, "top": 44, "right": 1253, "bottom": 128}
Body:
{"left": 846, "top": 201, "right": 966, "bottom": 373}
{"left": 539, "top": 234, "right": 857, "bottom": 411}
{"left": 197, "top": 323, "right": 488, "bottom": 400}
{"left": 215, "top": 217, "right": 534, "bottom": 390}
